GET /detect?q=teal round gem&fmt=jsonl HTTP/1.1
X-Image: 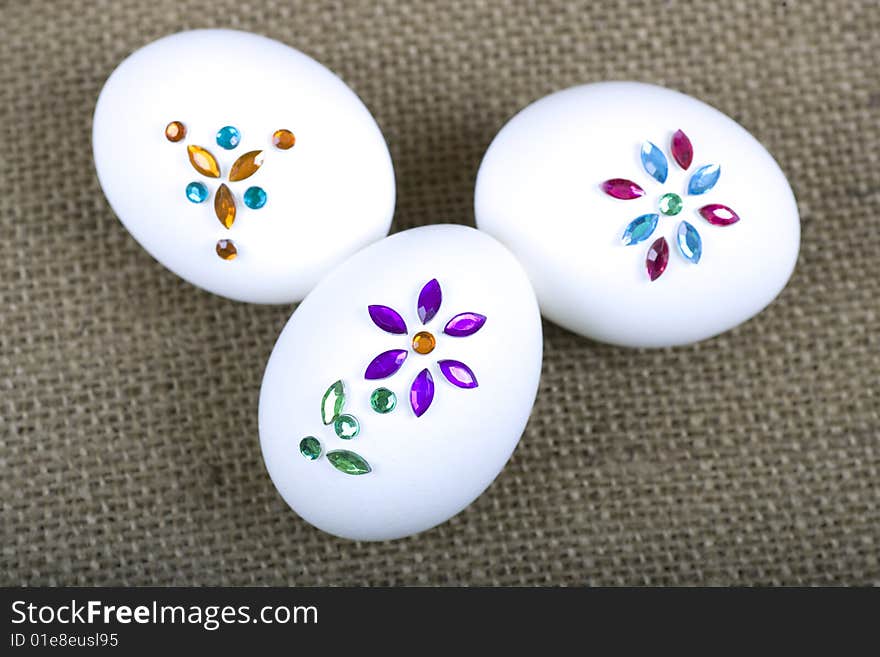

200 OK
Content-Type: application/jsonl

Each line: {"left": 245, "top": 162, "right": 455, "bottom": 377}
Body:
{"left": 370, "top": 387, "right": 396, "bottom": 413}
{"left": 299, "top": 436, "right": 321, "bottom": 461}
{"left": 216, "top": 125, "right": 240, "bottom": 150}
{"left": 334, "top": 414, "right": 360, "bottom": 440}
{"left": 658, "top": 192, "right": 683, "bottom": 216}
{"left": 244, "top": 186, "right": 267, "bottom": 209}
{"left": 185, "top": 181, "right": 208, "bottom": 203}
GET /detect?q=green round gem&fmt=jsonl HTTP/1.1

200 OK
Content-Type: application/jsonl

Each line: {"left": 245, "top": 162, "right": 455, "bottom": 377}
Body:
{"left": 334, "top": 414, "right": 360, "bottom": 440}
{"left": 299, "top": 436, "right": 321, "bottom": 460}
{"left": 658, "top": 192, "right": 683, "bottom": 216}
{"left": 370, "top": 387, "right": 397, "bottom": 414}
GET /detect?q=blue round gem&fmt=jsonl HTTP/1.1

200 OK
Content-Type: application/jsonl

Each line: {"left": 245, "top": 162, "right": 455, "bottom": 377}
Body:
{"left": 216, "top": 125, "right": 241, "bottom": 150}
{"left": 185, "top": 181, "right": 209, "bottom": 203}
{"left": 244, "top": 186, "right": 267, "bottom": 209}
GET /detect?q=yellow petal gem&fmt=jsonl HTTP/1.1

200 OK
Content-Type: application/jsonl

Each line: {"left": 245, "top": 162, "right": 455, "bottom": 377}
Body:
{"left": 214, "top": 184, "right": 236, "bottom": 229}
{"left": 228, "top": 150, "right": 264, "bottom": 182}
{"left": 216, "top": 239, "right": 237, "bottom": 260}
{"left": 187, "top": 145, "right": 221, "bottom": 178}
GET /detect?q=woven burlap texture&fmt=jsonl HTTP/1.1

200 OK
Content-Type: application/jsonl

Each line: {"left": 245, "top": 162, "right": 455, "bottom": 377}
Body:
{"left": 1, "top": 0, "right": 878, "bottom": 586}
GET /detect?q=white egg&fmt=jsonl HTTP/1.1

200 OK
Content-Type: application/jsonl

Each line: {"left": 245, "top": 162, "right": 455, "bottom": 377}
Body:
{"left": 475, "top": 81, "right": 800, "bottom": 347}
{"left": 259, "top": 225, "right": 542, "bottom": 541}
{"left": 93, "top": 29, "right": 395, "bottom": 304}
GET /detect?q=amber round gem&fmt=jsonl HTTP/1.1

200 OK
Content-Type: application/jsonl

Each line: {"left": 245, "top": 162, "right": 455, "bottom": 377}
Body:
{"left": 272, "top": 129, "right": 296, "bottom": 150}
{"left": 412, "top": 331, "right": 436, "bottom": 355}
{"left": 216, "top": 239, "right": 237, "bottom": 260}
{"left": 165, "top": 120, "right": 186, "bottom": 142}
{"left": 214, "top": 184, "right": 236, "bottom": 229}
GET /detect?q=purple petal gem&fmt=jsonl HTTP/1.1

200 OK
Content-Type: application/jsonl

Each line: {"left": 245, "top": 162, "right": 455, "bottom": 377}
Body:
{"left": 365, "top": 349, "right": 408, "bottom": 380}
{"left": 443, "top": 312, "right": 487, "bottom": 337}
{"left": 368, "top": 305, "right": 408, "bottom": 334}
{"left": 410, "top": 368, "right": 435, "bottom": 417}
{"left": 417, "top": 279, "right": 442, "bottom": 324}
{"left": 438, "top": 359, "right": 478, "bottom": 389}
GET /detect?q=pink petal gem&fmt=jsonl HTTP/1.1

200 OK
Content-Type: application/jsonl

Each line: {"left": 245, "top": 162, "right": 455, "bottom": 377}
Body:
{"left": 601, "top": 178, "right": 645, "bottom": 200}
{"left": 671, "top": 129, "right": 693, "bottom": 170}
{"left": 646, "top": 237, "right": 669, "bottom": 281}
{"left": 699, "top": 204, "right": 740, "bottom": 226}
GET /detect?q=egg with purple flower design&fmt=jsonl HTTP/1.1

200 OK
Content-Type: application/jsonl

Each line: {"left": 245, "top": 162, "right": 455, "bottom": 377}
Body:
{"left": 259, "top": 225, "right": 542, "bottom": 540}
{"left": 475, "top": 81, "right": 800, "bottom": 347}
{"left": 365, "top": 279, "right": 487, "bottom": 416}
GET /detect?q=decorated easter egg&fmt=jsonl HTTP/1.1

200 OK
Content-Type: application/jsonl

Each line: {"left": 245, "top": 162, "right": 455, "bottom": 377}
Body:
{"left": 259, "top": 225, "right": 542, "bottom": 540}
{"left": 93, "top": 29, "right": 395, "bottom": 304}
{"left": 475, "top": 81, "right": 799, "bottom": 347}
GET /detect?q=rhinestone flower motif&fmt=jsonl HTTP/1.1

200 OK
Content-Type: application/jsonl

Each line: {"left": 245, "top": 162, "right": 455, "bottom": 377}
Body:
{"left": 601, "top": 129, "right": 740, "bottom": 281}
{"left": 165, "top": 121, "right": 296, "bottom": 260}
{"left": 365, "top": 279, "right": 486, "bottom": 417}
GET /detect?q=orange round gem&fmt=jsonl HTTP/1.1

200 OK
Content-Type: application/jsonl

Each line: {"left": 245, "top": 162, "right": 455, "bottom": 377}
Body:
{"left": 412, "top": 331, "right": 436, "bottom": 355}
{"left": 216, "top": 239, "right": 237, "bottom": 260}
{"left": 165, "top": 120, "right": 186, "bottom": 142}
{"left": 272, "top": 129, "right": 296, "bottom": 150}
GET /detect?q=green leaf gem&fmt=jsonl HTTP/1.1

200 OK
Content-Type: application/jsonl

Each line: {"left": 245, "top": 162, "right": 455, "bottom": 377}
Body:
{"left": 333, "top": 413, "right": 360, "bottom": 440}
{"left": 326, "top": 450, "right": 371, "bottom": 475}
{"left": 321, "top": 380, "right": 345, "bottom": 424}
{"left": 299, "top": 436, "right": 322, "bottom": 461}
{"left": 370, "top": 387, "right": 397, "bottom": 413}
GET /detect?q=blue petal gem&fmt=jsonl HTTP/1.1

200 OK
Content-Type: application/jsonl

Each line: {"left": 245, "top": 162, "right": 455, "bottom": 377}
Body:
{"left": 677, "top": 221, "right": 702, "bottom": 263}
{"left": 622, "top": 213, "right": 659, "bottom": 246}
{"left": 687, "top": 164, "right": 721, "bottom": 195}
{"left": 185, "top": 181, "right": 208, "bottom": 203}
{"left": 216, "top": 125, "right": 241, "bottom": 150}
{"left": 640, "top": 141, "right": 668, "bottom": 183}
{"left": 243, "top": 186, "right": 267, "bottom": 209}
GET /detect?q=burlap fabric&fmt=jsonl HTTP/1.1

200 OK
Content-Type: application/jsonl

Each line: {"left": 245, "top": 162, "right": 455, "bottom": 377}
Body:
{"left": 1, "top": 0, "right": 878, "bottom": 586}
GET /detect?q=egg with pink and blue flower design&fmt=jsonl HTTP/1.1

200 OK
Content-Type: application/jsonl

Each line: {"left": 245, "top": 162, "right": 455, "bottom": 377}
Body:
{"left": 259, "top": 225, "right": 542, "bottom": 541}
{"left": 475, "top": 81, "right": 800, "bottom": 347}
